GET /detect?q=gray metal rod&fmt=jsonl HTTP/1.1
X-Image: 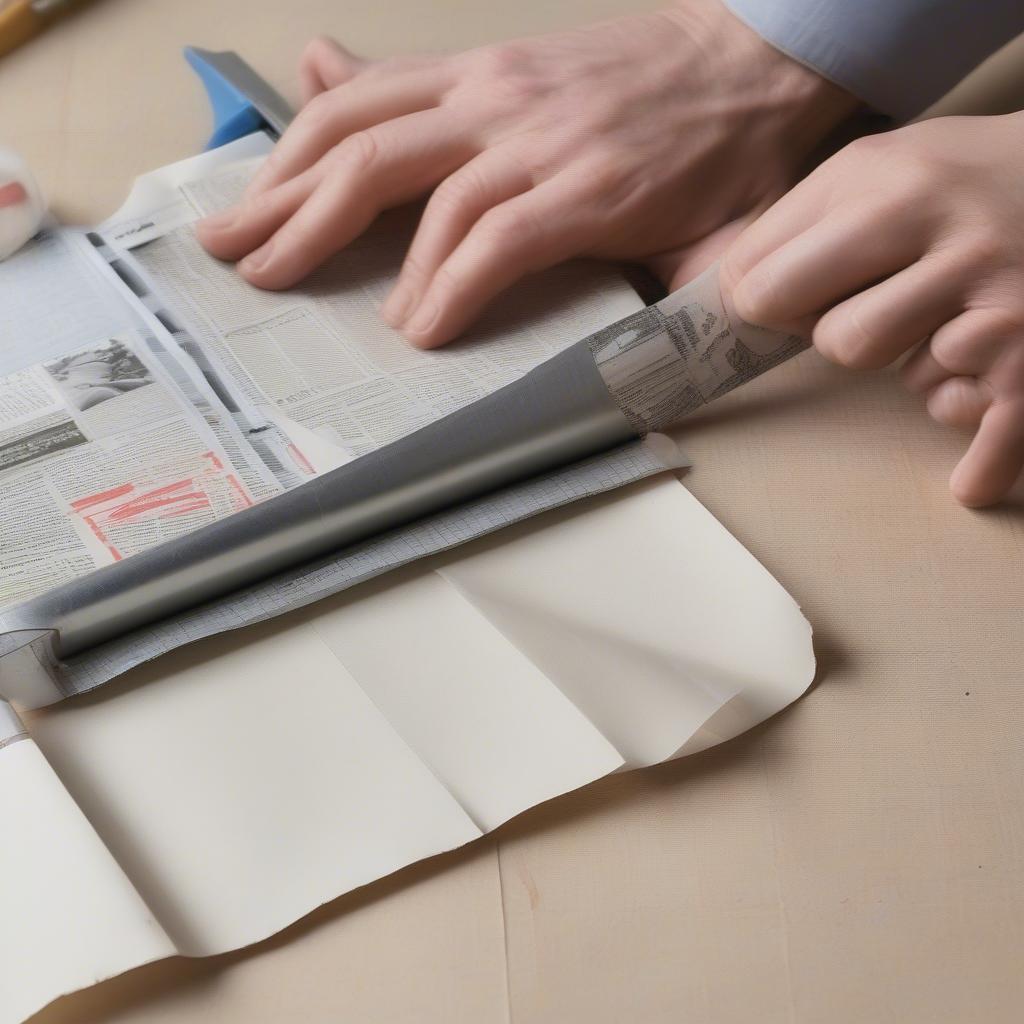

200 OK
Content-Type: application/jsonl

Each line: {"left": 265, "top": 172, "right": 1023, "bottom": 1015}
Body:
{"left": 0, "top": 342, "right": 636, "bottom": 659}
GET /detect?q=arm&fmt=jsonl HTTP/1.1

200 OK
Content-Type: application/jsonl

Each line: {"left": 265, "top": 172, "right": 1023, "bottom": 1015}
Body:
{"left": 725, "top": 0, "right": 1024, "bottom": 120}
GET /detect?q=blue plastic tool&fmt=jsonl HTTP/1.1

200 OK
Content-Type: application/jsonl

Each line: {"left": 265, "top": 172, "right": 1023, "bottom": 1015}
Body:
{"left": 185, "top": 46, "right": 294, "bottom": 150}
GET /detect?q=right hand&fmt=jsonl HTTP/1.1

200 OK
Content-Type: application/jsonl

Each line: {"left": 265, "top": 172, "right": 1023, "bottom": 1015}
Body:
{"left": 723, "top": 114, "right": 1024, "bottom": 507}
{"left": 197, "top": 1, "right": 856, "bottom": 349}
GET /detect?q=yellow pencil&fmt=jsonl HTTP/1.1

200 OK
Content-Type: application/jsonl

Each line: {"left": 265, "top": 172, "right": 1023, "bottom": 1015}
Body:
{"left": 0, "top": 0, "right": 83, "bottom": 59}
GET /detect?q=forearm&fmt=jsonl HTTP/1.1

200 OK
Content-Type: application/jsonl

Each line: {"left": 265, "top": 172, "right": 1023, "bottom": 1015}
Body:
{"left": 723, "top": 0, "right": 1024, "bottom": 120}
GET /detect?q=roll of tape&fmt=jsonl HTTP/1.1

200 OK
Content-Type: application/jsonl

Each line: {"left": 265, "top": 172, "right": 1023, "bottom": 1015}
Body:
{"left": 0, "top": 148, "right": 45, "bottom": 261}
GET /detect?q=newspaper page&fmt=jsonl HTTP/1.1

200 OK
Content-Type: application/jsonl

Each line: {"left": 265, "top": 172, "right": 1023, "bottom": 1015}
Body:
{"left": 0, "top": 332, "right": 258, "bottom": 610}
{"left": 0, "top": 229, "right": 140, "bottom": 376}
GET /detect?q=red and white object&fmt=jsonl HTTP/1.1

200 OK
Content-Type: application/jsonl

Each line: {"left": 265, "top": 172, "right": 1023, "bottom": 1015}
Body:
{"left": 0, "top": 148, "right": 45, "bottom": 261}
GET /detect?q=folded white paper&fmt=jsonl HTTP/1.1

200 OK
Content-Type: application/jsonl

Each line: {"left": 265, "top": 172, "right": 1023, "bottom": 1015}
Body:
{"left": 2, "top": 477, "right": 814, "bottom": 1024}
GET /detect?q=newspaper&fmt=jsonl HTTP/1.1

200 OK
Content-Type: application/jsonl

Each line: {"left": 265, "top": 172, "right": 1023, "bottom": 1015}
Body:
{"left": 0, "top": 136, "right": 679, "bottom": 703}
{"left": 0, "top": 333, "right": 266, "bottom": 610}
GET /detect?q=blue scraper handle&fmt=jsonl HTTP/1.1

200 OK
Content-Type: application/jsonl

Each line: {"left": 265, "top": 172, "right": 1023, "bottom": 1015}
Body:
{"left": 185, "top": 46, "right": 294, "bottom": 149}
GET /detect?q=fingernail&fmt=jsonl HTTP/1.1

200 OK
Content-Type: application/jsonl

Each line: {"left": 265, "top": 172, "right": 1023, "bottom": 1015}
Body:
{"left": 382, "top": 284, "right": 414, "bottom": 326}
{"left": 240, "top": 242, "right": 273, "bottom": 274}
{"left": 405, "top": 300, "right": 439, "bottom": 337}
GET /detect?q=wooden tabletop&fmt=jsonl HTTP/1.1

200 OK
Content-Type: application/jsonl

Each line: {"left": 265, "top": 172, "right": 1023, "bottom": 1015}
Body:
{"left": 7, "top": 1, "right": 1023, "bottom": 1021}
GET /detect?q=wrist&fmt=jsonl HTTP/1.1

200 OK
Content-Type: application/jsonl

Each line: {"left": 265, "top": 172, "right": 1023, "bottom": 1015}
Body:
{"left": 662, "top": 0, "right": 860, "bottom": 153}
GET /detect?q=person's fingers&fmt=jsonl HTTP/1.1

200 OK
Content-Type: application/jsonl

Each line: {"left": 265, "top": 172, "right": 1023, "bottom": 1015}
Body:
{"left": 246, "top": 64, "right": 453, "bottom": 198}
{"left": 239, "top": 110, "right": 478, "bottom": 290}
{"left": 646, "top": 210, "right": 762, "bottom": 293}
{"left": 929, "top": 308, "right": 1016, "bottom": 378}
{"left": 950, "top": 399, "right": 1024, "bottom": 507}
{"left": 730, "top": 200, "right": 929, "bottom": 329}
{"left": 901, "top": 309, "right": 1012, "bottom": 394}
{"left": 399, "top": 172, "right": 600, "bottom": 349}
{"left": 197, "top": 165, "right": 324, "bottom": 261}
{"left": 720, "top": 162, "right": 840, "bottom": 287}
{"left": 900, "top": 343, "right": 954, "bottom": 396}
{"left": 298, "top": 37, "right": 367, "bottom": 104}
{"left": 382, "top": 149, "right": 534, "bottom": 327}
{"left": 811, "top": 257, "right": 965, "bottom": 370}
{"left": 925, "top": 376, "right": 993, "bottom": 430}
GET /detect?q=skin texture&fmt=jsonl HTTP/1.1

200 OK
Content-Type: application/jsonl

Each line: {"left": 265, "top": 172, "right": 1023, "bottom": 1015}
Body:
{"left": 723, "top": 113, "right": 1024, "bottom": 508}
{"left": 196, "top": 0, "right": 855, "bottom": 349}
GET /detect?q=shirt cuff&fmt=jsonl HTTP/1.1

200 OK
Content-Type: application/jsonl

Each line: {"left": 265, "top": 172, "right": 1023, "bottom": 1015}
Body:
{"left": 723, "top": 0, "right": 1024, "bottom": 120}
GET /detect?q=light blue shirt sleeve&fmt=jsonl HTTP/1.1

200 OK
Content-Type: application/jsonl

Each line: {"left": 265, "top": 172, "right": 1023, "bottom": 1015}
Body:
{"left": 723, "top": 0, "right": 1024, "bottom": 120}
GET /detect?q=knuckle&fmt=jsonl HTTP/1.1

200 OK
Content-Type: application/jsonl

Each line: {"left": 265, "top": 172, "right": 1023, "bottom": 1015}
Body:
{"left": 468, "top": 43, "right": 542, "bottom": 106}
{"left": 430, "top": 168, "right": 486, "bottom": 215}
{"left": 926, "top": 377, "right": 987, "bottom": 428}
{"left": 853, "top": 192, "right": 909, "bottom": 228}
{"left": 814, "top": 309, "right": 882, "bottom": 369}
{"left": 261, "top": 147, "right": 287, "bottom": 177}
{"left": 429, "top": 264, "right": 459, "bottom": 301}
{"left": 956, "top": 232, "right": 1006, "bottom": 272}
{"left": 474, "top": 42, "right": 526, "bottom": 79}
{"left": 930, "top": 333, "right": 971, "bottom": 372}
{"left": 930, "top": 322, "right": 989, "bottom": 372}
{"left": 301, "top": 90, "right": 336, "bottom": 125}
{"left": 891, "top": 154, "right": 937, "bottom": 197}
{"left": 719, "top": 251, "right": 749, "bottom": 299}
{"left": 838, "top": 132, "right": 899, "bottom": 173}
{"left": 841, "top": 133, "right": 884, "bottom": 162}
{"left": 398, "top": 250, "right": 429, "bottom": 283}
{"left": 246, "top": 186, "right": 281, "bottom": 216}
{"left": 476, "top": 204, "right": 537, "bottom": 247}
{"left": 582, "top": 150, "right": 627, "bottom": 196}
{"left": 337, "top": 130, "right": 381, "bottom": 171}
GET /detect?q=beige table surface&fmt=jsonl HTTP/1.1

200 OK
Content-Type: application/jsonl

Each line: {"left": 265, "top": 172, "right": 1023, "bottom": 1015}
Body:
{"left": 4, "top": 1, "right": 1023, "bottom": 1021}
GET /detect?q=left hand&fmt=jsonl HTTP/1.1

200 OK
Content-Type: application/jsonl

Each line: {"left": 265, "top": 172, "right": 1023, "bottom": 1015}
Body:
{"left": 196, "top": 9, "right": 854, "bottom": 349}
{"left": 722, "top": 113, "right": 1024, "bottom": 508}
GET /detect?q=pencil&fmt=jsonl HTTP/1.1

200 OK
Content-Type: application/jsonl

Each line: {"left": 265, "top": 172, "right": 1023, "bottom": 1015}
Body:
{"left": 0, "top": 0, "right": 81, "bottom": 59}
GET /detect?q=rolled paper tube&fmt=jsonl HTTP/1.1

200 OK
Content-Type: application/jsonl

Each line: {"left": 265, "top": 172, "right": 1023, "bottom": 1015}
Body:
{"left": 0, "top": 148, "right": 45, "bottom": 261}
{"left": 588, "top": 261, "right": 808, "bottom": 433}
{"left": 0, "top": 263, "right": 805, "bottom": 668}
